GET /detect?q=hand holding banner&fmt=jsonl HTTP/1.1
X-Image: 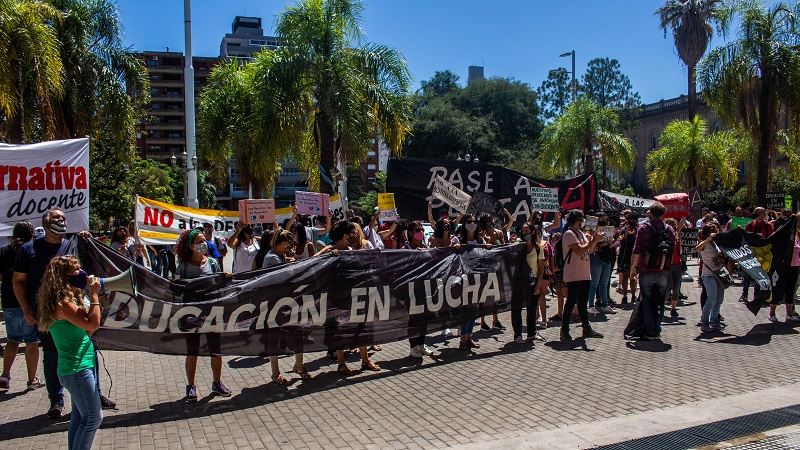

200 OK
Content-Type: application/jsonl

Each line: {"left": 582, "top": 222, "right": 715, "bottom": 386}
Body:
{"left": 432, "top": 175, "right": 471, "bottom": 214}
{"left": 530, "top": 187, "right": 559, "bottom": 212}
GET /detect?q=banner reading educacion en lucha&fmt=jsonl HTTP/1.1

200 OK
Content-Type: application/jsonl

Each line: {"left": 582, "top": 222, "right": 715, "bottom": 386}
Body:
{"left": 0, "top": 138, "right": 89, "bottom": 235}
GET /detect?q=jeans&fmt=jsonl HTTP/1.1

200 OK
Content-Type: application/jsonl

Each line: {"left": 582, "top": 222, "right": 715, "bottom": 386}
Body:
{"left": 666, "top": 264, "right": 683, "bottom": 301}
{"left": 459, "top": 320, "right": 475, "bottom": 336}
{"left": 58, "top": 368, "right": 102, "bottom": 450}
{"left": 742, "top": 273, "right": 760, "bottom": 298}
{"left": 511, "top": 292, "right": 536, "bottom": 339}
{"left": 588, "top": 254, "right": 612, "bottom": 308}
{"left": 638, "top": 271, "right": 669, "bottom": 337}
{"left": 701, "top": 274, "right": 724, "bottom": 326}
{"left": 157, "top": 252, "right": 170, "bottom": 278}
{"left": 562, "top": 280, "right": 591, "bottom": 336}
{"left": 42, "top": 348, "right": 64, "bottom": 406}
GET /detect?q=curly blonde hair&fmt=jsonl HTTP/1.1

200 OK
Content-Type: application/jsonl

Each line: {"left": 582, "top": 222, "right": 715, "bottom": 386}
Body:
{"left": 37, "top": 256, "right": 84, "bottom": 332}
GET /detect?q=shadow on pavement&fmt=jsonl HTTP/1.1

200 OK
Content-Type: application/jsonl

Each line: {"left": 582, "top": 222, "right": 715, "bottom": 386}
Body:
{"left": 711, "top": 322, "right": 800, "bottom": 346}
{"left": 625, "top": 340, "right": 672, "bottom": 352}
{"left": 227, "top": 356, "right": 269, "bottom": 369}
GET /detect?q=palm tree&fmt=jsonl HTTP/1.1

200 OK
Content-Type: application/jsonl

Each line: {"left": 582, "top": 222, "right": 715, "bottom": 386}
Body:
{"left": 656, "top": 0, "right": 723, "bottom": 120}
{"left": 247, "top": 0, "right": 413, "bottom": 193}
{"left": 197, "top": 60, "right": 281, "bottom": 198}
{"left": 539, "top": 95, "right": 635, "bottom": 180}
{"left": 697, "top": 1, "right": 800, "bottom": 206}
{"left": 0, "top": 0, "right": 63, "bottom": 143}
{"left": 646, "top": 116, "right": 742, "bottom": 192}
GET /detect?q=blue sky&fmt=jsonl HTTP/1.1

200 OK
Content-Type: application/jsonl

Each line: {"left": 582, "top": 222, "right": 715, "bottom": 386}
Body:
{"left": 116, "top": 0, "right": 743, "bottom": 104}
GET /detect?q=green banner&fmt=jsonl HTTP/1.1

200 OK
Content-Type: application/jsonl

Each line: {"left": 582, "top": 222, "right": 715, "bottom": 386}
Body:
{"left": 730, "top": 216, "right": 754, "bottom": 229}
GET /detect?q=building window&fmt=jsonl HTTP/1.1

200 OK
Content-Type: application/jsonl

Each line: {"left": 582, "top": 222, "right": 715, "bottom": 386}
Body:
{"left": 367, "top": 164, "right": 376, "bottom": 170}
{"left": 151, "top": 89, "right": 158, "bottom": 95}
{"left": 250, "top": 40, "right": 266, "bottom": 46}
{"left": 368, "top": 177, "right": 376, "bottom": 185}
{"left": 633, "top": 136, "right": 639, "bottom": 153}
{"left": 368, "top": 151, "right": 376, "bottom": 157}
{"left": 147, "top": 60, "right": 159, "bottom": 66}
{"left": 151, "top": 103, "right": 161, "bottom": 109}
{"left": 651, "top": 132, "right": 657, "bottom": 150}
{"left": 232, "top": 184, "right": 248, "bottom": 192}
{"left": 151, "top": 75, "right": 159, "bottom": 81}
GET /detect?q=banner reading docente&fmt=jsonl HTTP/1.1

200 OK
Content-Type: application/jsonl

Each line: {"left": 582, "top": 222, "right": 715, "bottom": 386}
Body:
{"left": 0, "top": 138, "right": 89, "bottom": 235}
{"left": 70, "top": 236, "right": 530, "bottom": 356}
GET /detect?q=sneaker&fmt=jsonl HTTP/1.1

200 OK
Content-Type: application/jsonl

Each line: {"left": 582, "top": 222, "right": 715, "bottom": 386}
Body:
{"left": 409, "top": 346, "right": 423, "bottom": 358}
{"left": 492, "top": 321, "right": 505, "bottom": 330}
{"left": 559, "top": 332, "right": 573, "bottom": 341}
{"left": 679, "top": 293, "right": 688, "bottom": 300}
{"left": 420, "top": 345, "right": 435, "bottom": 356}
{"left": 185, "top": 384, "right": 198, "bottom": 402}
{"left": 514, "top": 336, "right": 526, "bottom": 344}
{"left": 46, "top": 402, "right": 64, "bottom": 419}
{"left": 608, "top": 299, "right": 618, "bottom": 307}
{"left": 739, "top": 295, "right": 748, "bottom": 303}
{"left": 602, "top": 306, "right": 616, "bottom": 314}
{"left": 480, "top": 322, "right": 491, "bottom": 331}
{"left": 441, "top": 328, "right": 453, "bottom": 337}
{"left": 211, "top": 381, "right": 231, "bottom": 397}
{"left": 100, "top": 395, "right": 116, "bottom": 409}
{"left": 786, "top": 315, "right": 800, "bottom": 322}
{"left": 769, "top": 315, "right": 779, "bottom": 323}
{"left": 0, "top": 374, "right": 9, "bottom": 390}
{"left": 26, "top": 378, "right": 45, "bottom": 391}
{"left": 583, "top": 330, "right": 604, "bottom": 339}
{"left": 621, "top": 296, "right": 628, "bottom": 305}
{"left": 700, "top": 324, "right": 715, "bottom": 332}
{"left": 670, "top": 308, "right": 679, "bottom": 318}
{"left": 587, "top": 307, "right": 600, "bottom": 315}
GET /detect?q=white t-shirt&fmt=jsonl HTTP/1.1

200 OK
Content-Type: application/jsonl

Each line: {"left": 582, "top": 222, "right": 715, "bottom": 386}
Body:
{"left": 232, "top": 241, "right": 259, "bottom": 274}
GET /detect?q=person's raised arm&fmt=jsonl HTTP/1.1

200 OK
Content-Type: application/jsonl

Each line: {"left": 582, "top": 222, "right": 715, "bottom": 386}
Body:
{"left": 545, "top": 211, "right": 562, "bottom": 232}
{"left": 378, "top": 222, "right": 397, "bottom": 239}
{"left": 228, "top": 222, "right": 244, "bottom": 250}
{"left": 453, "top": 212, "right": 465, "bottom": 226}
{"left": 503, "top": 208, "right": 514, "bottom": 233}
{"left": 285, "top": 205, "right": 298, "bottom": 231}
{"left": 369, "top": 210, "right": 380, "bottom": 230}
{"left": 427, "top": 202, "right": 435, "bottom": 227}
{"left": 695, "top": 232, "right": 716, "bottom": 253}
{"left": 60, "top": 278, "right": 101, "bottom": 332}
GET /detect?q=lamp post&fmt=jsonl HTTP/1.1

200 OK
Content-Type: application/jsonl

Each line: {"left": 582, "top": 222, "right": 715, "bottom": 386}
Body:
{"left": 560, "top": 50, "right": 576, "bottom": 102}
{"left": 172, "top": 151, "right": 196, "bottom": 205}
{"left": 183, "top": 0, "right": 198, "bottom": 208}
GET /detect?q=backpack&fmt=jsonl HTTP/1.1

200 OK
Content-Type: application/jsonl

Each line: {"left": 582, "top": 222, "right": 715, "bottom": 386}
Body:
{"left": 644, "top": 222, "right": 674, "bottom": 270}
{"left": 553, "top": 229, "right": 574, "bottom": 270}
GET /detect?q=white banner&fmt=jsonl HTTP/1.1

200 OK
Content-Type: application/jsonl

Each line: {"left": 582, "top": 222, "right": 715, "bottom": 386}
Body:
{"left": 0, "top": 138, "right": 90, "bottom": 235}
{"left": 599, "top": 190, "right": 655, "bottom": 210}
{"left": 432, "top": 175, "right": 471, "bottom": 214}
{"left": 530, "top": 187, "right": 559, "bottom": 212}
{"left": 136, "top": 196, "right": 239, "bottom": 245}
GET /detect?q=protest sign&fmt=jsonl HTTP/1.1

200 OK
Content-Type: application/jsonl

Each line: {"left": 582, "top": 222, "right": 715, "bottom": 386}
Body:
{"left": 329, "top": 194, "right": 345, "bottom": 222}
{"left": 596, "top": 190, "right": 654, "bottom": 214}
{"left": 688, "top": 185, "right": 703, "bottom": 223}
{"left": 296, "top": 191, "right": 330, "bottom": 216}
{"left": 530, "top": 187, "right": 559, "bottom": 212}
{"left": 764, "top": 192, "right": 785, "bottom": 210}
{"left": 432, "top": 175, "right": 471, "bottom": 214}
{"left": 730, "top": 216, "right": 754, "bottom": 229}
{"left": 387, "top": 159, "right": 597, "bottom": 227}
{"left": 786, "top": 195, "right": 793, "bottom": 210}
{"left": 680, "top": 228, "right": 698, "bottom": 257}
{"left": 238, "top": 199, "right": 275, "bottom": 224}
{"left": 597, "top": 226, "right": 615, "bottom": 241}
{"left": 0, "top": 138, "right": 89, "bottom": 235}
{"left": 71, "top": 235, "right": 529, "bottom": 356}
{"left": 584, "top": 216, "right": 598, "bottom": 231}
{"left": 654, "top": 193, "right": 690, "bottom": 218}
{"left": 136, "top": 196, "right": 239, "bottom": 245}
{"left": 378, "top": 193, "right": 398, "bottom": 221}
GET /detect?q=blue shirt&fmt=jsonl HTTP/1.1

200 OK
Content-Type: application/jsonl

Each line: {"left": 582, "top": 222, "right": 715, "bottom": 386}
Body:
{"left": 205, "top": 239, "right": 222, "bottom": 259}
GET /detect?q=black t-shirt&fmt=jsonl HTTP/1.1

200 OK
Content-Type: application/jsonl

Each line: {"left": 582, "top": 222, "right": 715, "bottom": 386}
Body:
{"left": 13, "top": 237, "right": 69, "bottom": 309}
{"left": 0, "top": 244, "right": 20, "bottom": 309}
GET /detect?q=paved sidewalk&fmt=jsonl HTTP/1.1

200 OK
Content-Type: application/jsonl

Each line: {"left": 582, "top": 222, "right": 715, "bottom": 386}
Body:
{"left": 1, "top": 264, "right": 799, "bottom": 449}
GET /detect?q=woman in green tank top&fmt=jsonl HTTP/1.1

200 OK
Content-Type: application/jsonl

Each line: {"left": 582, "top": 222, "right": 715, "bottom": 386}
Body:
{"left": 37, "top": 255, "right": 102, "bottom": 450}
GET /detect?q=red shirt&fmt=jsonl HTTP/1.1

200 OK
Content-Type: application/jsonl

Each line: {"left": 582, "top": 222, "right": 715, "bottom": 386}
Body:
{"left": 745, "top": 220, "right": 773, "bottom": 238}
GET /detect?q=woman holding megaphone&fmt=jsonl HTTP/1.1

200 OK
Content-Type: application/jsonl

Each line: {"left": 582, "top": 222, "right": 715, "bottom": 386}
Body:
{"left": 36, "top": 255, "right": 102, "bottom": 450}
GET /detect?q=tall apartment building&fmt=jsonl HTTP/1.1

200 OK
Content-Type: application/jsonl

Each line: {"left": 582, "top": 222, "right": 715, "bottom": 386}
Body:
{"left": 220, "top": 16, "right": 281, "bottom": 59}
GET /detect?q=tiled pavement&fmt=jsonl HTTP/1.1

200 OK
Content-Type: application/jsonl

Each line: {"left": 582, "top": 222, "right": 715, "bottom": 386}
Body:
{"left": 1, "top": 262, "right": 799, "bottom": 449}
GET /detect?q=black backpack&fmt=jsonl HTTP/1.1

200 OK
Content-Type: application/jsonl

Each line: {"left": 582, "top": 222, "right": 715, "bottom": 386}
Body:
{"left": 644, "top": 222, "right": 674, "bottom": 270}
{"left": 553, "top": 229, "right": 574, "bottom": 270}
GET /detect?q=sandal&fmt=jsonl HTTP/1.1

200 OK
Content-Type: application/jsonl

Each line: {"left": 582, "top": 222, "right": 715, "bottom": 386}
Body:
{"left": 458, "top": 340, "right": 469, "bottom": 351}
{"left": 361, "top": 361, "right": 381, "bottom": 371}
{"left": 271, "top": 373, "right": 289, "bottom": 385}
{"left": 468, "top": 339, "right": 480, "bottom": 349}
{"left": 369, "top": 344, "right": 382, "bottom": 351}
{"left": 338, "top": 363, "right": 353, "bottom": 375}
{"left": 293, "top": 364, "right": 312, "bottom": 380}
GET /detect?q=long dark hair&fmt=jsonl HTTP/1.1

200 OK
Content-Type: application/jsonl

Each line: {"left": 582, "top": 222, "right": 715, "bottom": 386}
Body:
{"left": 254, "top": 228, "right": 274, "bottom": 269}
{"left": 11, "top": 221, "right": 33, "bottom": 251}
{"left": 111, "top": 226, "right": 129, "bottom": 245}
{"left": 457, "top": 214, "right": 481, "bottom": 242}
{"left": 294, "top": 222, "right": 308, "bottom": 247}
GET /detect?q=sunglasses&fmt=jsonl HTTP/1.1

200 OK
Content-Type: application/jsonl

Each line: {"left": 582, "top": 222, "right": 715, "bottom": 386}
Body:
{"left": 465, "top": 220, "right": 476, "bottom": 224}
{"left": 414, "top": 228, "right": 424, "bottom": 232}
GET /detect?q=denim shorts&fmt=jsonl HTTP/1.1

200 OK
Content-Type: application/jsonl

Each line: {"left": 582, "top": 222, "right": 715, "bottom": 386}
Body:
{"left": 3, "top": 307, "right": 40, "bottom": 344}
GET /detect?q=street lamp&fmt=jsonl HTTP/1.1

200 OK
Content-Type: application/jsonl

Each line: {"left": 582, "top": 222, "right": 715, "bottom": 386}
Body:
{"left": 171, "top": 150, "right": 196, "bottom": 204}
{"left": 559, "top": 50, "right": 576, "bottom": 102}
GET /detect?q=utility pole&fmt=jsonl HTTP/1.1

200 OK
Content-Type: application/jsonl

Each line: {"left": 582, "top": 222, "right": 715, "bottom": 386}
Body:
{"left": 183, "top": 0, "right": 199, "bottom": 208}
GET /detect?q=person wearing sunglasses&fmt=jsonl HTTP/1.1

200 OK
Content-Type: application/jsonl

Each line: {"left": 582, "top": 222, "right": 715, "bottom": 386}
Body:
{"left": 404, "top": 221, "right": 436, "bottom": 357}
{"left": 455, "top": 214, "right": 492, "bottom": 350}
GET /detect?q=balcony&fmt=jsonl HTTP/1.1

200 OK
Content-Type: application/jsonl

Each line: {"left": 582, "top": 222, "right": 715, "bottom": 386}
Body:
{"left": 148, "top": 107, "right": 184, "bottom": 116}
{"left": 147, "top": 65, "right": 183, "bottom": 73}
{"left": 145, "top": 122, "right": 184, "bottom": 129}
{"left": 145, "top": 136, "right": 185, "bottom": 144}
{"left": 151, "top": 93, "right": 183, "bottom": 100}
{"left": 150, "top": 79, "right": 183, "bottom": 86}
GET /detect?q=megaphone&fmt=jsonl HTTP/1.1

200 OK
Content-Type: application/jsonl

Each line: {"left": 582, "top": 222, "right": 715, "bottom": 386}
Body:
{"left": 96, "top": 267, "right": 138, "bottom": 298}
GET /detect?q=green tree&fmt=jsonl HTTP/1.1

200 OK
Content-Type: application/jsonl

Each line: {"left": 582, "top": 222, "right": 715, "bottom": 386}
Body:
{"left": 0, "top": 0, "right": 63, "bottom": 143}
{"left": 420, "top": 70, "right": 461, "bottom": 98}
{"left": 581, "top": 57, "right": 641, "bottom": 110}
{"left": 537, "top": 68, "right": 571, "bottom": 121}
{"left": 697, "top": 0, "right": 800, "bottom": 206}
{"left": 247, "top": 0, "right": 412, "bottom": 193}
{"left": 539, "top": 95, "right": 635, "bottom": 179}
{"left": 353, "top": 170, "right": 386, "bottom": 214}
{"left": 657, "top": 0, "right": 723, "bottom": 120}
{"left": 645, "top": 116, "right": 741, "bottom": 192}
{"left": 197, "top": 60, "right": 280, "bottom": 198}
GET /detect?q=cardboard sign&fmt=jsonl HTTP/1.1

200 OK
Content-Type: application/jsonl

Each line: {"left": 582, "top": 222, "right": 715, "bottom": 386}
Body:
{"left": 295, "top": 191, "right": 330, "bottom": 216}
{"left": 530, "top": 187, "right": 560, "bottom": 212}
{"left": 467, "top": 190, "right": 505, "bottom": 219}
{"left": 654, "top": 192, "right": 690, "bottom": 218}
{"left": 764, "top": 192, "right": 785, "bottom": 210}
{"left": 432, "top": 175, "right": 471, "bottom": 214}
{"left": 379, "top": 209, "right": 398, "bottom": 221}
{"left": 730, "top": 216, "right": 754, "bottom": 229}
{"left": 238, "top": 199, "right": 275, "bottom": 224}
{"left": 378, "top": 193, "right": 396, "bottom": 211}
{"left": 680, "top": 228, "right": 698, "bottom": 257}
{"left": 597, "top": 226, "right": 615, "bottom": 241}
{"left": 584, "top": 216, "right": 598, "bottom": 231}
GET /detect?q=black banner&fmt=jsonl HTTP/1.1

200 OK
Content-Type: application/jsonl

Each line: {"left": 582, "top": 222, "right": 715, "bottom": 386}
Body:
{"left": 68, "top": 236, "right": 530, "bottom": 356}
{"left": 714, "top": 217, "right": 795, "bottom": 315}
{"left": 688, "top": 185, "right": 703, "bottom": 223}
{"left": 764, "top": 192, "right": 785, "bottom": 210}
{"left": 386, "top": 158, "right": 596, "bottom": 227}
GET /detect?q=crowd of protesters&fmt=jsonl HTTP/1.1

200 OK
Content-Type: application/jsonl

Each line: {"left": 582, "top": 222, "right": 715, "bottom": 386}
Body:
{"left": 2, "top": 200, "right": 800, "bottom": 448}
